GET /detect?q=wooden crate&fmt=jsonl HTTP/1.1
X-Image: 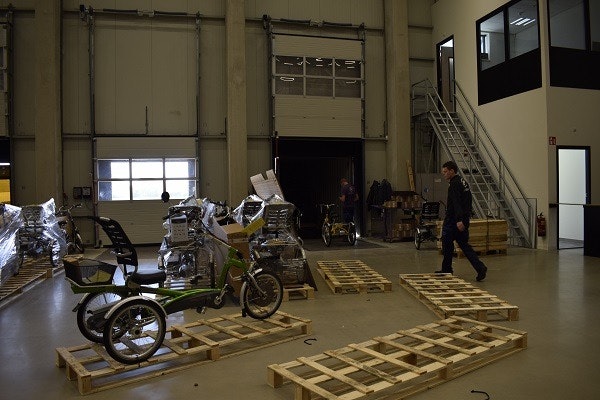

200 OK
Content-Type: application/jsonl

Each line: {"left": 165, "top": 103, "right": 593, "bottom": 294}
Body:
{"left": 56, "top": 311, "right": 311, "bottom": 395}
{"left": 268, "top": 316, "right": 527, "bottom": 400}
{"left": 316, "top": 260, "right": 392, "bottom": 294}
{"left": 399, "top": 273, "right": 519, "bottom": 321}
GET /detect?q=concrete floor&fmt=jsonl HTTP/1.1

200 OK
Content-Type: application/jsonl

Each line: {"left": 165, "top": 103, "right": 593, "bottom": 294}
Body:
{"left": 1, "top": 238, "right": 599, "bottom": 400}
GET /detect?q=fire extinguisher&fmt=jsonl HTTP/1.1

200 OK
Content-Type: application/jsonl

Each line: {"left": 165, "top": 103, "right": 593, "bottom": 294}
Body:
{"left": 536, "top": 213, "right": 546, "bottom": 237}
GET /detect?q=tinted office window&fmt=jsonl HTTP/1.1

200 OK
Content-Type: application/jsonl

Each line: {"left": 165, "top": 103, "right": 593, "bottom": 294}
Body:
{"left": 549, "top": 0, "right": 586, "bottom": 49}
{"left": 480, "top": 11, "right": 506, "bottom": 70}
{"left": 509, "top": 0, "right": 540, "bottom": 58}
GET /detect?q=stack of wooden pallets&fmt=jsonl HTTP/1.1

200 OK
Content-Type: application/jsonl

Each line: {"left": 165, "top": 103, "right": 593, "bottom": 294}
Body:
{"left": 437, "top": 218, "right": 508, "bottom": 256}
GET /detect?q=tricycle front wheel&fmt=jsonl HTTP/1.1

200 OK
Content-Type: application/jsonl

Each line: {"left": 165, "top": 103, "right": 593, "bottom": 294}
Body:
{"left": 241, "top": 271, "right": 283, "bottom": 320}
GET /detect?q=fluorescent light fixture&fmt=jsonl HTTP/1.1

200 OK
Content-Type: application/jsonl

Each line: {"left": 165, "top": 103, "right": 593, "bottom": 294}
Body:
{"left": 511, "top": 18, "right": 535, "bottom": 26}
{"left": 280, "top": 76, "right": 295, "bottom": 82}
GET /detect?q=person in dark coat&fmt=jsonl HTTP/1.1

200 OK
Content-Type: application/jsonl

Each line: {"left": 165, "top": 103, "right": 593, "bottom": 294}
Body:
{"left": 437, "top": 161, "right": 487, "bottom": 281}
{"left": 339, "top": 178, "right": 358, "bottom": 223}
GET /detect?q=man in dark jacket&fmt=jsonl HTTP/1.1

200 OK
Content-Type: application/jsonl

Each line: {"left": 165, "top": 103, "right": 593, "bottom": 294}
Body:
{"left": 340, "top": 178, "right": 358, "bottom": 223}
{"left": 437, "top": 161, "right": 487, "bottom": 281}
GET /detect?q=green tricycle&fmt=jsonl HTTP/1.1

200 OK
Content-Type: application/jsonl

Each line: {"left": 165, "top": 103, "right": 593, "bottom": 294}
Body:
{"left": 65, "top": 216, "right": 283, "bottom": 365}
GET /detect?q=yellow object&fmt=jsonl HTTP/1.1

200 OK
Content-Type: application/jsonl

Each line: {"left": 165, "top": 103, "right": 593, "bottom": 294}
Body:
{"left": 0, "top": 179, "right": 10, "bottom": 203}
{"left": 243, "top": 217, "right": 265, "bottom": 235}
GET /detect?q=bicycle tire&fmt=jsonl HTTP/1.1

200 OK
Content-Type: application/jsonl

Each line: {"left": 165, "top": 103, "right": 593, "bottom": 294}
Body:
{"left": 76, "top": 292, "right": 124, "bottom": 343}
{"left": 322, "top": 223, "right": 332, "bottom": 247}
{"left": 103, "top": 299, "right": 166, "bottom": 365}
{"left": 48, "top": 240, "right": 61, "bottom": 267}
{"left": 241, "top": 271, "right": 283, "bottom": 320}
{"left": 74, "top": 233, "right": 85, "bottom": 254}
{"left": 414, "top": 231, "right": 422, "bottom": 250}
{"left": 347, "top": 223, "right": 357, "bottom": 245}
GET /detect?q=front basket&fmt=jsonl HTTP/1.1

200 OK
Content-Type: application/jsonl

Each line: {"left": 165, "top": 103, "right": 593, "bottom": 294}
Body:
{"left": 64, "top": 258, "right": 117, "bottom": 286}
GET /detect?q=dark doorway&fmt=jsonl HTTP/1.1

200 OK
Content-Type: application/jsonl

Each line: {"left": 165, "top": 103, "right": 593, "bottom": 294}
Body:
{"left": 436, "top": 36, "right": 455, "bottom": 112}
{"left": 273, "top": 137, "right": 364, "bottom": 239}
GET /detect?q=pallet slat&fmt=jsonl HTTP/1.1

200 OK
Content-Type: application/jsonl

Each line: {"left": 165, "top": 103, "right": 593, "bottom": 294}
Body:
{"left": 268, "top": 316, "right": 527, "bottom": 400}
{"left": 399, "top": 273, "right": 519, "bottom": 321}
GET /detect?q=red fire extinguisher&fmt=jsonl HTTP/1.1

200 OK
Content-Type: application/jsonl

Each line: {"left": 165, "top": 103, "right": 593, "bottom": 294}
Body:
{"left": 536, "top": 213, "right": 546, "bottom": 237}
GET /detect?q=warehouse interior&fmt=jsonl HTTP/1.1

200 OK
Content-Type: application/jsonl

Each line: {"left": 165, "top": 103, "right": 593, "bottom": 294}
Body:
{"left": 1, "top": 0, "right": 600, "bottom": 399}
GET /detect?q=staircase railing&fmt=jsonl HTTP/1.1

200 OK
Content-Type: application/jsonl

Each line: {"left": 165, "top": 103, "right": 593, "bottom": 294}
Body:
{"left": 411, "top": 78, "right": 534, "bottom": 248}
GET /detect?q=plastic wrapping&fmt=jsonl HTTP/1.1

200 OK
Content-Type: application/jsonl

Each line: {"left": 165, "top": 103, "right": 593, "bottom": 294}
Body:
{"left": 243, "top": 195, "right": 307, "bottom": 285}
{"left": 0, "top": 203, "right": 22, "bottom": 285}
{"left": 17, "top": 198, "right": 67, "bottom": 268}
{"left": 232, "top": 194, "right": 264, "bottom": 226}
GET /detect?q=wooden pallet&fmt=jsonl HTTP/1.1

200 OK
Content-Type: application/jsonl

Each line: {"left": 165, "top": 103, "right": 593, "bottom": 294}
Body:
{"left": 316, "top": 260, "right": 392, "bottom": 294}
{"left": 0, "top": 257, "right": 60, "bottom": 303}
{"left": 56, "top": 311, "right": 311, "bottom": 395}
{"left": 283, "top": 284, "right": 315, "bottom": 301}
{"left": 268, "top": 316, "right": 527, "bottom": 400}
{"left": 399, "top": 274, "right": 519, "bottom": 321}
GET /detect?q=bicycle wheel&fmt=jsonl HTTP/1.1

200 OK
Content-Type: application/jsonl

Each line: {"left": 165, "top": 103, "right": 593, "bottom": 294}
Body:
{"left": 347, "top": 223, "right": 357, "bottom": 245}
{"left": 414, "top": 229, "right": 422, "bottom": 250}
{"left": 73, "top": 233, "right": 85, "bottom": 254}
{"left": 241, "top": 271, "right": 283, "bottom": 320}
{"left": 47, "top": 240, "right": 61, "bottom": 267}
{"left": 103, "top": 299, "right": 166, "bottom": 365}
{"left": 76, "top": 292, "right": 124, "bottom": 343}
{"left": 322, "top": 223, "right": 332, "bottom": 247}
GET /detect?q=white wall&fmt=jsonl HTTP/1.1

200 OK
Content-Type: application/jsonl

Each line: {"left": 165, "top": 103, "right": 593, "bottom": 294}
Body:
{"left": 432, "top": 0, "right": 550, "bottom": 247}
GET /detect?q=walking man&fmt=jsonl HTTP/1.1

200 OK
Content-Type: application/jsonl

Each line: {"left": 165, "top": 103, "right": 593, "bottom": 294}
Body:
{"left": 437, "top": 161, "right": 487, "bottom": 281}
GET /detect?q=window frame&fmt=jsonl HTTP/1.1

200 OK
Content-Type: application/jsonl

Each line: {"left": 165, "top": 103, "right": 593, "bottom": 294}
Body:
{"left": 274, "top": 55, "right": 363, "bottom": 99}
{"left": 96, "top": 157, "right": 198, "bottom": 202}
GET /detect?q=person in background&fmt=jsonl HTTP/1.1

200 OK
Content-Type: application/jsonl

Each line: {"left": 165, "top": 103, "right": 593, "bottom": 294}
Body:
{"left": 437, "top": 161, "right": 488, "bottom": 282}
{"left": 339, "top": 178, "right": 358, "bottom": 224}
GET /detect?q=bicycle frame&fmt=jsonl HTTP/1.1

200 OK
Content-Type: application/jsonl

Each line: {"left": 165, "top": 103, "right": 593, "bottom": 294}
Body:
{"left": 68, "top": 238, "right": 252, "bottom": 316}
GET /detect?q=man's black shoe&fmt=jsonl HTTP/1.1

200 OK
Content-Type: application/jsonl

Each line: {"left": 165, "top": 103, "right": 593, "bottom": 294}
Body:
{"left": 476, "top": 266, "right": 488, "bottom": 282}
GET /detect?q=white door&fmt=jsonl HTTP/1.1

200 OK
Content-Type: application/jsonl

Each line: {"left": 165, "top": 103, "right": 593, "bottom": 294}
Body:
{"left": 558, "top": 147, "right": 589, "bottom": 249}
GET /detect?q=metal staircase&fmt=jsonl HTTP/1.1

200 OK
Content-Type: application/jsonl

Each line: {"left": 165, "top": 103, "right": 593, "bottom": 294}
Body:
{"left": 411, "top": 79, "right": 535, "bottom": 248}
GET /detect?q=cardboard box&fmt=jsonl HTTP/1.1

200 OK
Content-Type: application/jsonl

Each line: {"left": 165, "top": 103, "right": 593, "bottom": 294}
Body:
{"left": 211, "top": 219, "right": 250, "bottom": 297}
